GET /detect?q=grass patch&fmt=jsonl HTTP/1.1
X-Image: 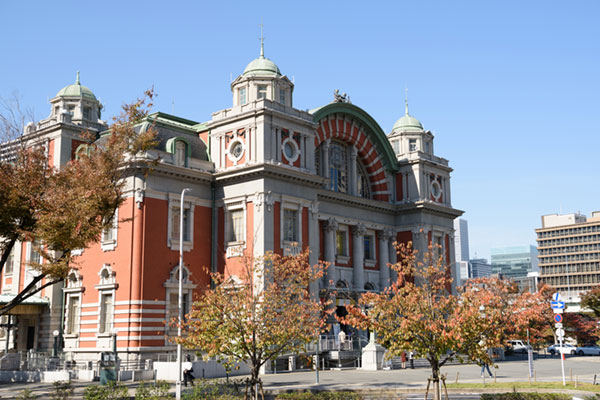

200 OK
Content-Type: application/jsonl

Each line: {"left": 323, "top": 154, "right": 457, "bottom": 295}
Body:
{"left": 447, "top": 381, "right": 600, "bottom": 392}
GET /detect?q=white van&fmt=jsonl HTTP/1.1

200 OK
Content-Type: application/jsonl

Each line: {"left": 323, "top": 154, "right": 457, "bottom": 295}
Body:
{"left": 507, "top": 340, "right": 530, "bottom": 353}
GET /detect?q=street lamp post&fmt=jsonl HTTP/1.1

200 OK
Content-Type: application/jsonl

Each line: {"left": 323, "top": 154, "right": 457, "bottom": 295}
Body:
{"left": 52, "top": 330, "right": 59, "bottom": 358}
{"left": 176, "top": 188, "right": 191, "bottom": 400}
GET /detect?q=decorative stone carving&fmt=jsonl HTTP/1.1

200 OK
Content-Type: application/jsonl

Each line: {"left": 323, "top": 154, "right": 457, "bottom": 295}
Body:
{"left": 310, "top": 201, "right": 319, "bottom": 220}
{"left": 325, "top": 218, "right": 338, "bottom": 232}
{"left": 333, "top": 89, "right": 351, "bottom": 104}
{"left": 351, "top": 223, "right": 367, "bottom": 237}
{"left": 254, "top": 191, "right": 274, "bottom": 212}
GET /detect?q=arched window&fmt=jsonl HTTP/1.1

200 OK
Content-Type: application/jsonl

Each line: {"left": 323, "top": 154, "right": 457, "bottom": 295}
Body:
{"left": 164, "top": 265, "right": 196, "bottom": 337}
{"left": 357, "top": 162, "right": 371, "bottom": 199}
{"left": 329, "top": 142, "right": 348, "bottom": 193}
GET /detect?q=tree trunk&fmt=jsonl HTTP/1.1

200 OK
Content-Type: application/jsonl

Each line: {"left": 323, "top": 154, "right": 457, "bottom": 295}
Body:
{"left": 429, "top": 358, "right": 441, "bottom": 400}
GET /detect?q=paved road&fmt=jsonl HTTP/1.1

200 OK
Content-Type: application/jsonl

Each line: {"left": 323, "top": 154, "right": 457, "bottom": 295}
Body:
{"left": 0, "top": 356, "right": 597, "bottom": 399}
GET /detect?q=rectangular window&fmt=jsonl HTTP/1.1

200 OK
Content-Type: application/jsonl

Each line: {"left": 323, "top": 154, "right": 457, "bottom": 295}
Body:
{"left": 279, "top": 89, "right": 286, "bottom": 105}
{"left": 364, "top": 235, "right": 374, "bottom": 260}
{"left": 102, "top": 216, "right": 116, "bottom": 243}
{"left": 283, "top": 209, "right": 298, "bottom": 242}
{"left": 239, "top": 87, "right": 247, "bottom": 105}
{"left": 83, "top": 107, "right": 91, "bottom": 120}
{"left": 99, "top": 292, "right": 113, "bottom": 334}
{"left": 229, "top": 209, "right": 244, "bottom": 243}
{"left": 336, "top": 231, "right": 347, "bottom": 257}
{"left": 29, "top": 242, "right": 41, "bottom": 265}
{"left": 409, "top": 139, "right": 417, "bottom": 152}
{"left": 67, "top": 105, "right": 75, "bottom": 116}
{"left": 171, "top": 207, "right": 191, "bottom": 242}
{"left": 257, "top": 85, "right": 268, "bottom": 99}
{"left": 169, "top": 292, "right": 190, "bottom": 326}
{"left": 66, "top": 296, "right": 80, "bottom": 334}
{"left": 392, "top": 140, "right": 400, "bottom": 154}
{"left": 4, "top": 248, "right": 13, "bottom": 275}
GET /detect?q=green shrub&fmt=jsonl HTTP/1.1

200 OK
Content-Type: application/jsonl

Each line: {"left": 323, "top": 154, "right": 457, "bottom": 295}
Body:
{"left": 16, "top": 389, "right": 36, "bottom": 400}
{"left": 276, "top": 392, "right": 363, "bottom": 400}
{"left": 481, "top": 393, "right": 571, "bottom": 400}
{"left": 52, "top": 381, "right": 74, "bottom": 400}
{"left": 135, "top": 380, "right": 170, "bottom": 400}
{"left": 83, "top": 381, "right": 129, "bottom": 400}
{"left": 182, "top": 378, "right": 243, "bottom": 399}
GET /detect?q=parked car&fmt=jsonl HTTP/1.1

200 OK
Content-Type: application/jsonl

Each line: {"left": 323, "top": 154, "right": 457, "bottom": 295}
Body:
{"left": 547, "top": 343, "right": 576, "bottom": 355}
{"left": 574, "top": 345, "right": 600, "bottom": 356}
{"left": 507, "top": 340, "right": 531, "bottom": 353}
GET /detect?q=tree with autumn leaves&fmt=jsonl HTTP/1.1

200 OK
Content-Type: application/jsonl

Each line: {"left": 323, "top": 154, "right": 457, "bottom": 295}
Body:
{"left": 0, "top": 90, "right": 157, "bottom": 315}
{"left": 341, "top": 243, "right": 549, "bottom": 400}
{"left": 177, "top": 249, "right": 328, "bottom": 400}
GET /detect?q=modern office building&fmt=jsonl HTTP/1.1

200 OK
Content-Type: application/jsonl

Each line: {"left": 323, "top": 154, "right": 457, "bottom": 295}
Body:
{"left": 453, "top": 219, "right": 470, "bottom": 282}
{"left": 536, "top": 212, "right": 600, "bottom": 304}
{"left": 0, "top": 43, "right": 462, "bottom": 362}
{"left": 490, "top": 245, "right": 538, "bottom": 279}
{"left": 469, "top": 258, "right": 492, "bottom": 278}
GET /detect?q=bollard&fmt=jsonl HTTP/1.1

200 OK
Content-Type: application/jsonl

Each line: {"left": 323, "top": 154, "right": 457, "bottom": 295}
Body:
{"left": 570, "top": 368, "right": 573, "bottom": 384}
{"left": 455, "top": 371, "right": 459, "bottom": 384}
{"left": 594, "top": 374, "right": 597, "bottom": 385}
{"left": 494, "top": 370, "right": 497, "bottom": 384}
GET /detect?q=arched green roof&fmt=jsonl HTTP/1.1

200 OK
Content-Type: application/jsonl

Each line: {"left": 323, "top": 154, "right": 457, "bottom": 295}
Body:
{"left": 311, "top": 102, "right": 399, "bottom": 172}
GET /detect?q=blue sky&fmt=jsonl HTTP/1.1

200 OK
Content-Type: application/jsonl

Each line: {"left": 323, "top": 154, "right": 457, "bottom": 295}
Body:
{"left": 1, "top": 1, "right": 599, "bottom": 260}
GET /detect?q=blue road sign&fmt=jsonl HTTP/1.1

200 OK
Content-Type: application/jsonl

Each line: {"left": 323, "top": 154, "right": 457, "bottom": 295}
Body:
{"left": 551, "top": 301, "right": 565, "bottom": 309}
{"left": 552, "top": 292, "right": 562, "bottom": 302}
{"left": 554, "top": 314, "right": 563, "bottom": 323}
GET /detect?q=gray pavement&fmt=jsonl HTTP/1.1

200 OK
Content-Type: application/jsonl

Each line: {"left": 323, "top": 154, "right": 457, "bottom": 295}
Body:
{"left": 0, "top": 356, "right": 597, "bottom": 399}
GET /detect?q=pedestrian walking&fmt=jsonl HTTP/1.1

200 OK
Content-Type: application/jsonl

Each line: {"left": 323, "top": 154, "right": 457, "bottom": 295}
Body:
{"left": 408, "top": 351, "right": 414, "bottom": 369}
{"left": 183, "top": 354, "right": 195, "bottom": 387}
{"left": 401, "top": 351, "right": 407, "bottom": 369}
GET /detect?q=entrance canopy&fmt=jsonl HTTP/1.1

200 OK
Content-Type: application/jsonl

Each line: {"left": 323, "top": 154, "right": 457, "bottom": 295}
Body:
{"left": 0, "top": 294, "right": 49, "bottom": 315}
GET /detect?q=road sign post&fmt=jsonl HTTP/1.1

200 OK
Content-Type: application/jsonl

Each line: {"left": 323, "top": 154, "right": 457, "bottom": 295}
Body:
{"left": 551, "top": 292, "right": 566, "bottom": 386}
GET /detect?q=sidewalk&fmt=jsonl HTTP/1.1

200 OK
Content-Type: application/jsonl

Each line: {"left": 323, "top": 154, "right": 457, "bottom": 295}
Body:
{"left": 0, "top": 356, "right": 597, "bottom": 399}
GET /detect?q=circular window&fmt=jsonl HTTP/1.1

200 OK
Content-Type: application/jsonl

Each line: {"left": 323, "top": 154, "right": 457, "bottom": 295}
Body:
{"left": 228, "top": 140, "right": 245, "bottom": 162}
{"left": 431, "top": 181, "right": 442, "bottom": 200}
{"left": 282, "top": 138, "right": 299, "bottom": 162}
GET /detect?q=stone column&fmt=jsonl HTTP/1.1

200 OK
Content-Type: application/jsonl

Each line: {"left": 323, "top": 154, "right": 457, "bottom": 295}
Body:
{"left": 350, "top": 147, "right": 358, "bottom": 196}
{"left": 352, "top": 224, "right": 366, "bottom": 291}
{"left": 323, "top": 218, "right": 338, "bottom": 288}
{"left": 388, "top": 233, "right": 398, "bottom": 284}
{"left": 378, "top": 230, "right": 392, "bottom": 290}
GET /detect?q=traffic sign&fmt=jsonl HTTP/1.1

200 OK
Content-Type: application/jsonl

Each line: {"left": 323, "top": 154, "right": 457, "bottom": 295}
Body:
{"left": 554, "top": 314, "right": 563, "bottom": 323}
{"left": 552, "top": 292, "right": 563, "bottom": 302}
{"left": 556, "top": 328, "right": 565, "bottom": 338}
{"left": 555, "top": 323, "right": 563, "bottom": 329}
{"left": 551, "top": 301, "right": 565, "bottom": 309}
{"left": 554, "top": 308, "right": 563, "bottom": 314}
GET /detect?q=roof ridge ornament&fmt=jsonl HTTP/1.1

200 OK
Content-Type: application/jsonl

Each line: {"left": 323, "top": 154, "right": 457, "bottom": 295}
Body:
{"left": 259, "top": 21, "right": 265, "bottom": 58}
{"left": 405, "top": 87, "right": 409, "bottom": 116}
{"left": 76, "top": 71, "right": 80, "bottom": 85}
{"left": 333, "top": 89, "right": 351, "bottom": 104}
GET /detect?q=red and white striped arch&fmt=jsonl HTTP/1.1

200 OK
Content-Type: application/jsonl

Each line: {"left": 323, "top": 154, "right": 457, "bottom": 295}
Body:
{"left": 315, "top": 114, "right": 390, "bottom": 202}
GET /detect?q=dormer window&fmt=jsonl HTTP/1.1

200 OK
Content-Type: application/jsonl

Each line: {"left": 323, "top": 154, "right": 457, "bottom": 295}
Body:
{"left": 174, "top": 141, "right": 186, "bottom": 167}
{"left": 239, "top": 87, "right": 247, "bottom": 105}
{"left": 257, "top": 85, "right": 268, "bottom": 100}
{"left": 279, "top": 88, "right": 286, "bottom": 105}
{"left": 67, "top": 105, "right": 75, "bottom": 116}
{"left": 83, "top": 107, "right": 91, "bottom": 120}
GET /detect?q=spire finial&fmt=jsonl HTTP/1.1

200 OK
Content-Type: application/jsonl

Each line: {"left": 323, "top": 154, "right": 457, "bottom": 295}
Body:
{"left": 259, "top": 20, "right": 265, "bottom": 58}
{"left": 76, "top": 71, "right": 80, "bottom": 85}
{"left": 404, "top": 87, "right": 409, "bottom": 115}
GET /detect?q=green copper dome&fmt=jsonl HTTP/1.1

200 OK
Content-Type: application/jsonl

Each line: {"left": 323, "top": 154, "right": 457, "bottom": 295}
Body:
{"left": 56, "top": 72, "right": 97, "bottom": 100}
{"left": 243, "top": 56, "right": 281, "bottom": 77}
{"left": 392, "top": 100, "right": 423, "bottom": 131}
{"left": 242, "top": 41, "right": 281, "bottom": 77}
